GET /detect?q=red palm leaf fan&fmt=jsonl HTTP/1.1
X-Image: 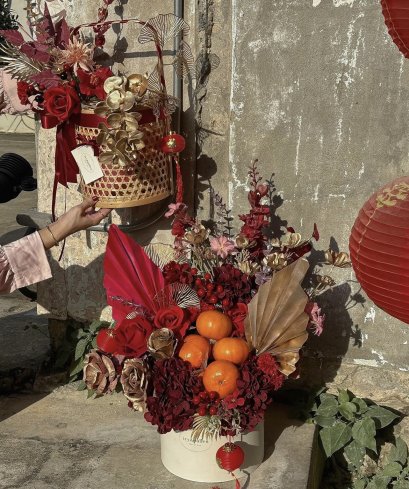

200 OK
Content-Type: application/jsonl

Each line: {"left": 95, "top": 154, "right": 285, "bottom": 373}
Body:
{"left": 349, "top": 177, "right": 409, "bottom": 323}
{"left": 381, "top": 0, "right": 409, "bottom": 58}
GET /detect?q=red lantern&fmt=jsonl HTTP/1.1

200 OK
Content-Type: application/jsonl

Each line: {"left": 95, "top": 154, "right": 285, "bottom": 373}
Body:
{"left": 349, "top": 176, "right": 409, "bottom": 323}
{"left": 160, "top": 132, "right": 186, "bottom": 154}
{"left": 381, "top": 0, "right": 409, "bottom": 58}
{"left": 216, "top": 442, "right": 245, "bottom": 472}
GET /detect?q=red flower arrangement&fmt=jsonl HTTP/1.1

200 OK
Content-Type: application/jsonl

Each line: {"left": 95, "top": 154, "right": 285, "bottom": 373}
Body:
{"left": 82, "top": 163, "right": 350, "bottom": 447}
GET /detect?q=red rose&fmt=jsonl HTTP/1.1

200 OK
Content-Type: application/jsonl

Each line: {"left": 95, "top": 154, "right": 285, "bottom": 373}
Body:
{"left": 77, "top": 67, "right": 112, "bottom": 100}
{"left": 96, "top": 316, "right": 153, "bottom": 357}
{"left": 154, "top": 306, "right": 190, "bottom": 338}
{"left": 227, "top": 302, "right": 248, "bottom": 337}
{"left": 43, "top": 85, "right": 80, "bottom": 122}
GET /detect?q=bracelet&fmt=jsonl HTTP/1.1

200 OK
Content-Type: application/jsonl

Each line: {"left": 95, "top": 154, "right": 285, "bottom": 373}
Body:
{"left": 46, "top": 225, "right": 60, "bottom": 247}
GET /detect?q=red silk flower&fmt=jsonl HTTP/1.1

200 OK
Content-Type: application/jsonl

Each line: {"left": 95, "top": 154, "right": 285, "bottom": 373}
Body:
{"left": 77, "top": 67, "right": 113, "bottom": 100}
{"left": 43, "top": 85, "right": 80, "bottom": 123}
{"left": 154, "top": 305, "right": 190, "bottom": 338}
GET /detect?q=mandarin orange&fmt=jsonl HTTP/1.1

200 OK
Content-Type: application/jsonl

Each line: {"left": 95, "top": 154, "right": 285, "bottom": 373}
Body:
{"left": 179, "top": 335, "right": 211, "bottom": 368}
{"left": 196, "top": 310, "right": 232, "bottom": 340}
{"left": 202, "top": 360, "right": 239, "bottom": 398}
{"left": 213, "top": 337, "right": 250, "bottom": 365}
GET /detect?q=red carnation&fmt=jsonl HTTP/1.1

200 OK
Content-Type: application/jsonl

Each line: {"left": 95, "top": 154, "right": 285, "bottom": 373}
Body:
{"left": 77, "top": 66, "right": 112, "bottom": 100}
{"left": 43, "top": 85, "right": 80, "bottom": 123}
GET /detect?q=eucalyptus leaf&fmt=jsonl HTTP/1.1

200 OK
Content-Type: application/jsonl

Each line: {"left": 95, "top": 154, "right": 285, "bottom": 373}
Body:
{"left": 389, "top": 438, "right": 409, "bottom": 466}
{"left": 365, "top": 405, "right": 399, "bottom": 429}
{"left": 352, "top": 418, "right": 377, "bottom": 454}
{"left": 320, "top": 422, "right": 352, "bottom": 458}
{"left": 381, "top": 462, "right": 402, "bottom": 478}
{"left": 317, "top": 396, "right": 339, "bottom": 417}
{"left": 344, "top": 440, "right": 366, "bottom": 469}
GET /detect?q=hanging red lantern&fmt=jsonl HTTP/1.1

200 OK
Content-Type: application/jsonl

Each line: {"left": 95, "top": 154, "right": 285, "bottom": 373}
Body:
{"left": 381, "top": 0, "right": 409, "bottom": 58}
{"left": 216, "top": 442, "right": 245, "bottom": 488}
{"left": 160, "top": 132, "right": 186, "bottom": 154}
{"left": 349, "top": 176, "right": 409, "bottom": 323}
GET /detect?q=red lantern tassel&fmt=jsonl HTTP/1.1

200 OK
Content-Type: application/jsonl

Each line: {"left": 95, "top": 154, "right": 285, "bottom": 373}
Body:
{"left": 232, "top": 472, "right": 241, "bottom": 489}
{"left": 174, "top": 155, "right": 184, "bottom": 203}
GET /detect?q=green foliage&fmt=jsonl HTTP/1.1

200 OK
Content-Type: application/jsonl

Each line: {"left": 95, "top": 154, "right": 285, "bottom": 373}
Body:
{"left": 68, "top": 320, "right": 110, "bottom": 381}
{"left": 311, "top": 389, "right": 405, "bottom": 489}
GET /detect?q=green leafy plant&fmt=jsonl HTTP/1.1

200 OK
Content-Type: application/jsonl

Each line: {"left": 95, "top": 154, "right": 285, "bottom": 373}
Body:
{"left": 311, "top": 389, "right": 406, "bottom": 489}
{"left": 68, "top": 320, "right": 110, "bottom": 382}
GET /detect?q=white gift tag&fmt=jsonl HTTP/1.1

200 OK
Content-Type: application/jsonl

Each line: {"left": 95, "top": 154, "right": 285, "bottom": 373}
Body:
{"left": 71, "top": 145, "right": 104, "bottom": 184}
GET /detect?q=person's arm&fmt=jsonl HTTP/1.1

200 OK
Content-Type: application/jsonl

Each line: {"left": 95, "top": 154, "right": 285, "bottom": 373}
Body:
{"left": 0, "top": 197, "right": 111, "bottom": 294}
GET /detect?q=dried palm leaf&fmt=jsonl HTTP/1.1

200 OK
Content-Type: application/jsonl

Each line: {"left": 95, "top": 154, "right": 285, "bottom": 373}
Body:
{"left": 244, "top": 258, "right": 310, "bottom": 376}
{"left": 191, "top": 414, "right": 221, "bottom": 442}
{"left": 0, "top": 42, "right": 44, "bottom": 82}
{"left": 172, "top": 40, "right": 194, "bottom": 78}
{"left": 154, "top": 283, "right": 200, "bottom": 310}
{"left": 144, "top": 243, "right": 177, "bottom": 268}
{"left": 138, "top": 14, "right": 190, "bottom": 49}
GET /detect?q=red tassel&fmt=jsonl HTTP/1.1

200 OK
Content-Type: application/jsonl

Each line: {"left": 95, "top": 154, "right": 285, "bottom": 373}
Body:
{"left": 232, "top": 473, "right": 241, "bottom": 489}
{"left": 174, "top": 155, "right": 184, "bottom": 203}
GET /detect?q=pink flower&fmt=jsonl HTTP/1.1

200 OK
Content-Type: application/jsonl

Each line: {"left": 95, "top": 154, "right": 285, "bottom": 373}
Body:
{"left": 210, "top": 236, "right": 236, "bottom": 259}
{"left": 305, "top": 302, "right": 325, "bottom": 336}
{"left": 165, "top": 202, "right": 187, "bottom": 218}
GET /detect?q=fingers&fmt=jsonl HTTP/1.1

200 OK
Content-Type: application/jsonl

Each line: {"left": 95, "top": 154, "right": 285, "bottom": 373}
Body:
{"left": 86, "top": 208, "right": 112, "bottom": 225}
{"left": 80, "top": 196, "right": 99, "bottom": 211}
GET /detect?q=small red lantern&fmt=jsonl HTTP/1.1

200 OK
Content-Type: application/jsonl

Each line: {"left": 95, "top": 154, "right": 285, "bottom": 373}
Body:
{"left": 381, "top": 0, "right": 409, "bottom": 58}
{"left": 349, "top": 176, "right": 409, "bottom": 323}
{"left": 216, "top": 442, "right": 245, "bottom": 486}
{"left": 160, "top": 132, "right": 186, "bottom": 154}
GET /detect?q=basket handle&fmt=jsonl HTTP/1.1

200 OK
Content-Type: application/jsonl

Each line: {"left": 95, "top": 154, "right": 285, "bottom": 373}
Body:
{"left": 72, "top": 18, "right": 167, "bottom": 95}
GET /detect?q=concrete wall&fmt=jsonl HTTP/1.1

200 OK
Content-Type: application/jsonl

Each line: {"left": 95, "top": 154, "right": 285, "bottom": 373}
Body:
{"left": 36, "top": 0, "right": 409, "bottom": 406}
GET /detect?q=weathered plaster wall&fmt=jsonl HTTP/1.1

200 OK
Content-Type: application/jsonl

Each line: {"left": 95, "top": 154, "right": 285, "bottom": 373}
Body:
{"left": 195, "top": 0, "right": 409, "bottom": 403}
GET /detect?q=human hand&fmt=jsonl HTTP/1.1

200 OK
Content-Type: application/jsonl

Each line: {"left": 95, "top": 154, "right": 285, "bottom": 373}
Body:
{"left": 39, "top": 197, "right": 111, "bottom": 249}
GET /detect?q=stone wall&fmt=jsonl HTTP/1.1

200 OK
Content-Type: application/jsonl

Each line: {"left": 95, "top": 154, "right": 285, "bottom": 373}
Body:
{"left": 37, "top": 0, "right": 409, "bottom": 404}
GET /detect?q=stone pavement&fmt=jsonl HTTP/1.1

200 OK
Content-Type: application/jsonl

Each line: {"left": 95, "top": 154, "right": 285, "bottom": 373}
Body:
{"left": 0, "top": 385, "right": 317, "bottom": 489}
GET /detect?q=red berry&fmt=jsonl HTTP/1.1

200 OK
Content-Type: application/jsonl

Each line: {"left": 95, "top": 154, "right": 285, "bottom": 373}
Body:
{"left": 192, "top": 396, "right": 201, "bottom": 405}
{"left": 222, "top": 298, "right": 230, "bottom": 308}
{"left": 95, "top": 36, "right": 105, "bottom": 47}
{"left": 204, "top": 273, "right": 212, "bottom": 281}
{"left": 63, "top": 64, "right": 71, "bottom": 71}
{"left": 38, "top": 84, "right": 45, "bottom": 91}
{"left": 206, "top": 283, "right": 215, "bottom": 291}
{"left": 198, "top": 405, "right": 207, "bottom": 417}
{"left": 209, "top": 295, "right": 218, "bottom": 304}
{"left": 199, "top": 391, "right": 209, "bottom": 401}
{"left": 216, "top": 285, "right": 224, "bottom": 294}
{"left": 197, "top": 288, "right": 206, "bottom": 298}
{"left": 209, "top": 406, "right": 218, "bottom": 416}
{"left": 209, "top": 391, "right": 219, "bottom": 401}
{"left": 191, "top": 268, "right": 198, "bottom": 275}
{"left": 195, "top": 278, "right": 202, "bottom": 287}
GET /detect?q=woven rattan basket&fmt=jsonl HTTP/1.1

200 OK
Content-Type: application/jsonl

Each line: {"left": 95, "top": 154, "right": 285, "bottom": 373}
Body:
{"left": 75, "top": 109, "right": 173, "bottom": 208}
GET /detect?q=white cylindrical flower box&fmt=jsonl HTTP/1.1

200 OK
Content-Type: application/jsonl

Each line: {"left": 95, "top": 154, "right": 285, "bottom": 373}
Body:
{"left": 160, "top": 422, "right": 264, "bottom": 483}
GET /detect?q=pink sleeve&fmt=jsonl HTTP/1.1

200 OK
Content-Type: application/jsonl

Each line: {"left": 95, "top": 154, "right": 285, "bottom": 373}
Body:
{"left": 0, "top": 232, "right": 52, "bottom": 294}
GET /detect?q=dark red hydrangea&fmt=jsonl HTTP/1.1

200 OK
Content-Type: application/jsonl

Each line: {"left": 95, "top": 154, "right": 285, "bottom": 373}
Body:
{"left": 220, "top": 354, "right": 284, "bottom": 436}
{"left": 212, "top": 264, "right": 253, "bottom": 305}
{"left": 163, "top": 261, "right": 195, "bottom": 285}
{"left": 144, "top": 358, "right": 203, "bottom": 434}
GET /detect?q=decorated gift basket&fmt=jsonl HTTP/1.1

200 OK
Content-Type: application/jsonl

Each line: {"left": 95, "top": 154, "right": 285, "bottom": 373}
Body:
{"left": 0, "top": 3, "right": 190, "bottom": 212}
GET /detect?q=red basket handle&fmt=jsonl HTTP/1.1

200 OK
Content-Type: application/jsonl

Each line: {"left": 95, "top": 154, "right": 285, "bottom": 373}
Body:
{"left": 71, "top": 18, "right": 167, "bottom": 95}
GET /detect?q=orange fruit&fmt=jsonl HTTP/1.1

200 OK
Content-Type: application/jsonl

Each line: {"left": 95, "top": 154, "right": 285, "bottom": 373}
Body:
{"left": 196, "top": 310, "right": 232, "bottom": 340}
{"left": 179, "top": 335, "right": 211, "bottom": 369}
{"left": 213, "top": 338, "right": 250, "bottom": 365}
{"left": 202, "top": 360, "right": 239, "bottom": 399}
